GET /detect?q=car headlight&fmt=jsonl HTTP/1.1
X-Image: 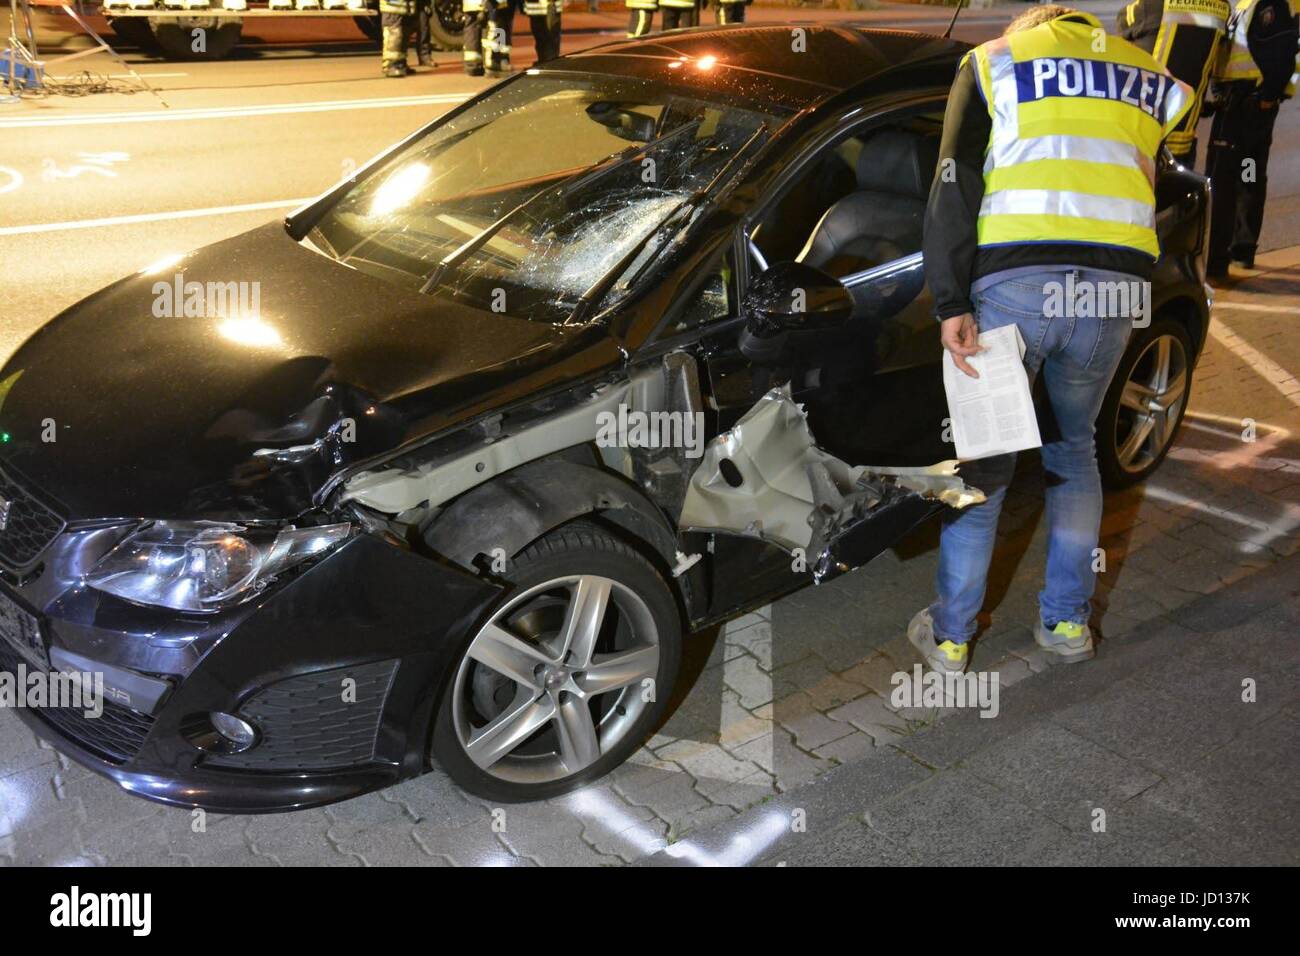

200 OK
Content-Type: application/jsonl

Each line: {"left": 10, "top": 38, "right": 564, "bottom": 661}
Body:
{"left": 84, "top": 520, "right": 353, "bottom": 613}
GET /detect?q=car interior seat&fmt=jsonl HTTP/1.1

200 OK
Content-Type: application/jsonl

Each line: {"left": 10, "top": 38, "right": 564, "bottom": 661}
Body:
{"left": 796, "top": 127, "right": 940, "bottom": 279}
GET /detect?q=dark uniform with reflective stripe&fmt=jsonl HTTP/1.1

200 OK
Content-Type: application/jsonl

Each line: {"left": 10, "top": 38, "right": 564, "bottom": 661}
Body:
{"left": 463, "top": 0, "right": 561, "bottom": 76}
{"left": 1205, "top": 0, "right": 1299, "bottom": 272}
{"left": 1117, "top": 0, "right": 1231, "bottom": 162}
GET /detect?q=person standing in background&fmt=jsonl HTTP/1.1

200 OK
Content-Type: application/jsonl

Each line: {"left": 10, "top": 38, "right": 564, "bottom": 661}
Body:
{"left": 380, "top": 0, "right": 418, "bottom": 76}
{"left": 1117, "top": 0, "right": 1230, "bottom": 163}
{"left": 1204, "top": 0, "right": 1299, "bottom": 275}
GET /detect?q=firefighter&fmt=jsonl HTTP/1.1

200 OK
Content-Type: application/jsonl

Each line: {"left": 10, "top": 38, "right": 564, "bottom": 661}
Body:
{"left": 715, "top": 0, "right": 749, "bottom": 24}
{"left": 626, "top": 0, "right": 698, "bottom": 38}
{"left": 380, "top": 0, "right": 418, "bottom": 76}
{"left": 463, "top": 0, "right": 487, "bottom": 75}
{"left": 465, "top": 0, "right": 562, "bottom": 75}
{"left": 1117, "top": 0, "right": 1231, "bottom": 163}
{"left": 917, "top": 6, "right": 1192, "bottom": 674}
{"left": 1204, "top": 0, "right": 1299, "bottom": 275}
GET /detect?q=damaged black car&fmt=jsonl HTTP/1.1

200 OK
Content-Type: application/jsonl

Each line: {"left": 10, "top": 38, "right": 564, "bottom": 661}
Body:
{"left": 0, "top": 25, "right": 1209, "bottom": 810}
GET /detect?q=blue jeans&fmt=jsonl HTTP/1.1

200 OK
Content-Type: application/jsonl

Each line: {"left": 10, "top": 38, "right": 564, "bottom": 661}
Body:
{"left": 928, "top": 269, "right": 1135, "bottom": 644}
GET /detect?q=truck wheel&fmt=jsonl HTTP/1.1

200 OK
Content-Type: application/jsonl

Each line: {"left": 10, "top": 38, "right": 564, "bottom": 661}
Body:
{"left": 108, "top": 17, "right": 157, "bottom": 50}
{"left": 428, "top": 0, "right": 466, "bottom": 50}
{"left": 150, "top": 17, "right": 242, "bottom": 60}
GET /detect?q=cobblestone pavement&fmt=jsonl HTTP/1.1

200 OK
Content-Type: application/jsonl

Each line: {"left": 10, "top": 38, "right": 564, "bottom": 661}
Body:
{"left": 3, "top": 248, "right": 1299, "bottom": 867}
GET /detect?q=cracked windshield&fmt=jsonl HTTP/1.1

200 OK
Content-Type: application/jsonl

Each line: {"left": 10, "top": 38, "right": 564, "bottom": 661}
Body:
{"left": 309, "top": 75, "right": 782, "bottom": 323}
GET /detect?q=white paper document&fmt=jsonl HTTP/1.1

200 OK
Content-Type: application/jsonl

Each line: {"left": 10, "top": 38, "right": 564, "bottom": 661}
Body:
{"left": 942, "top": 324, "right": 1043, "bottom": 461}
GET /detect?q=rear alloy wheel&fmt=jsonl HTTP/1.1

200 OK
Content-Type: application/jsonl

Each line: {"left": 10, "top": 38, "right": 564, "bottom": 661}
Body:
{"left": 431, "top": 522, "right": 681, "bottom": 802}
{"left": 1098, "top": 317, "right": 1193, "bottom": 488}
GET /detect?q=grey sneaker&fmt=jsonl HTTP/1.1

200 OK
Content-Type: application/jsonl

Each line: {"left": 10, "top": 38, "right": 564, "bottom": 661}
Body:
{"left": 1033, "top": 620, "right": 1096, "bottom": 663}
{"left": 907, "top": 608, "right": 969, "bottom": 674}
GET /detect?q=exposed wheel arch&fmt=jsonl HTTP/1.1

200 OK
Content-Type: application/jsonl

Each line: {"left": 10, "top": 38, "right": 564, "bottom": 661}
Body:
{"left": 421, "top": 458, "right": 703, "bottom": 620}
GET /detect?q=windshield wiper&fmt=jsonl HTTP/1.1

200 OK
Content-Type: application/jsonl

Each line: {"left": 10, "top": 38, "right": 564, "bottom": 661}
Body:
{"left": 418, "top": 119, "right": 704, "bottom": 295}
{"left": 567, "top": 122, "right": 770, "bottom": 327}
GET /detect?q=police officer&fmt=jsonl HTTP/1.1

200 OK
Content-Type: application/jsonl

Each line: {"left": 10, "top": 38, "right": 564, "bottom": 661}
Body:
{"left": 916, "top": 6, "right": 1192, "bottom": 674}
{"left": 1204, "top": 0, "right": 1298, "bottom": 274}
{"left": 380, "top": 0, "right": 418, "bottom": 76}
{"left": 1117, "top": 0, "right": 1231, "bottom": 163}
{"left": 626, "top": 0, "right": 699, "bottom": 38}
{"left": 463, "top": 0, "right": 561, "bottom": 75}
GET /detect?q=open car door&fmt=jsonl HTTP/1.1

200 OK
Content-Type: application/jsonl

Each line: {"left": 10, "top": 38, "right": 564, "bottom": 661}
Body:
{"left": 679, "top": 384, "right": 983, "bottom": 583}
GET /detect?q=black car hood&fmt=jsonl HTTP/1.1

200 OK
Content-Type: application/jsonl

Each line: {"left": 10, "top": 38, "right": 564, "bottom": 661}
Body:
{"left": 0, "top": 223, "right": 618, "bottom": 521}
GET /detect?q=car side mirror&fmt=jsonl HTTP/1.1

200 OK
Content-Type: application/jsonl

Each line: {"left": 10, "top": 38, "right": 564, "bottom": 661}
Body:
{"left": 738, "top": 261, "right": 854, "bottom": 364}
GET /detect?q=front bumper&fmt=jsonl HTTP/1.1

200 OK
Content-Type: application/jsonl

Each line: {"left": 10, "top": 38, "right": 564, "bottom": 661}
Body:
{"left": 0, "top": 530, "right": 501, "bottom": 813}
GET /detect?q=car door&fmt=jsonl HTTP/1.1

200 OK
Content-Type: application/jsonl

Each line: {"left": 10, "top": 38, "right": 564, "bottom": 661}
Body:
{"left": 677, "top": 103, "right": 984, "bottom": 584}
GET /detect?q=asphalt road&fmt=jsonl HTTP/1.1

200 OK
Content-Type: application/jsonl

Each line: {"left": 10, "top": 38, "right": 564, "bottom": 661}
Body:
{"left": 1, "top": 0, "right": 1297, "bottom": 357}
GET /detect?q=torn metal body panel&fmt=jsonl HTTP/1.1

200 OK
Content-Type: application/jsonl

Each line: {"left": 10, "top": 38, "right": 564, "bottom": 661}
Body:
{"left": 679, "top": 386, "right": 984, "bottom": 581}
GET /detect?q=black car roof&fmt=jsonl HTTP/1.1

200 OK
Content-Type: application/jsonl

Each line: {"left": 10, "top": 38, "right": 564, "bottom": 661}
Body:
{"left": 548, "top": 24, "right": 970, "bottom": 111}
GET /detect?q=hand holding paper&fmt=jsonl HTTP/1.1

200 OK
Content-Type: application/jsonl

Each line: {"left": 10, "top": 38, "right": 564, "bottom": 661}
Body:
{"left": 942, "top": 324, "right": 1043, "bottom": 461}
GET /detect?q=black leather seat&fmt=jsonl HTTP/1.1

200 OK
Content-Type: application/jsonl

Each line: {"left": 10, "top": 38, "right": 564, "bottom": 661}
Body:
{"left": 796, "top": 127, "right": 940, "bottom": 278}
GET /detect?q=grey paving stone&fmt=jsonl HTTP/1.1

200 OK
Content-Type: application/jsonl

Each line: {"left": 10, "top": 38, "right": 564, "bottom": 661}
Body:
{"left": 863, "top": 770, "right": 1071, "bottom": 866}
{"left": 756, "top": 818, "right": 928, "bottom": 867}
{"left": 959, "top": 722, "right": 1161, "bottom": 830}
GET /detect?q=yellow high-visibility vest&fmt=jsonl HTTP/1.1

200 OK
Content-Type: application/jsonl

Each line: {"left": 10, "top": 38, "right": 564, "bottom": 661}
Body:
{"left": 1215, "top": 0, "right": 1300, "bottom": 95}
{"left": 970, "top": 11, "right": 1194, "bottom": 259}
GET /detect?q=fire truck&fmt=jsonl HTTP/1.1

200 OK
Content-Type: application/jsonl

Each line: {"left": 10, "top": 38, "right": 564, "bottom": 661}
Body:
{"left": 99, "top": 0, "right": 467, "bottom": 60}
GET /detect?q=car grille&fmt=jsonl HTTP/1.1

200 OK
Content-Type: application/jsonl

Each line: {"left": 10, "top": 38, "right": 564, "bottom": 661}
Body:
{"left": 0, "top": 641, "right": 156, "bottom": 765}
{"left": 205, "top": 660, "right": 399, "bottom": 771}
{"left": 0, "top": 465, "right": 67, "bottom": 571}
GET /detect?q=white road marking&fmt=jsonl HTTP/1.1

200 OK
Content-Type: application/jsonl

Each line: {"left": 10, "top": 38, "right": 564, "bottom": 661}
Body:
{"left": 0, "top": 167, "right": 22, "bottom": 195}
{"left": 0, "top": 198, "right": 311, "bottom": 236}
{"left": 1208, "top": 317, "right": 1300, "bottom": 409}
{"left": 0, "top": 92, "right": 469, "bottom": 128}
{"left": 1214, "top": 301, "right": 1300, "bottom": 315}
{"left": 1143, "top": 483, "right": 1300, "bottom": 553}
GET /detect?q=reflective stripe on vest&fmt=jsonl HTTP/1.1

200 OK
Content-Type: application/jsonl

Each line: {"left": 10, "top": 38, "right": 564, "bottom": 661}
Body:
{"left": 971, "top": 11, "right": 1193, "bottom": 259}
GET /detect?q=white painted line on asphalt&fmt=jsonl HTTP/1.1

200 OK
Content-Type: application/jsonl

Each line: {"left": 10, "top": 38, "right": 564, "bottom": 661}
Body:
{"left": 0, "top": 167, "right": 22, "bottom": 196}
{"left": 0, "top": 92, "right": 469, "bottom": 128}
{"left": 1214, "top": 301, "right": 1300, "bottom": 315}
{"left": 1142, "top": 483, "right": 1300, "bottom": 553}
{"left": 1208, "top": 317, "right": 1300, "bottom": 409}
{"left": 0, "top": 198, "right": 311, "bottom": 236}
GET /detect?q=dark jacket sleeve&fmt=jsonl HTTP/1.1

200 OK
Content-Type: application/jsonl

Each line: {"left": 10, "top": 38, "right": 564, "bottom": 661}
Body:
{"left": 1249, "top": 0, "right": 1299, "bottom": 102}
{"left": 923, "top": 56, "right": 991, "bottom": 321}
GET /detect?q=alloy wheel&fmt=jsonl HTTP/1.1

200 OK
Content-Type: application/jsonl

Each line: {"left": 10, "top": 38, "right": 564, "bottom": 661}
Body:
{"left": 1114, "top": 331, "right": 1189, "bottom": 475}
{"left": 449, "top": 574, "right": 660, "bottom": 784}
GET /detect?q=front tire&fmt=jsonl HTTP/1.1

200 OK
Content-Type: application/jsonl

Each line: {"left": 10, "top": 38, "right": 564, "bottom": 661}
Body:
{"left": 1097, "top": 316, "right": 1194, "bottom": 488}
{"left": 431, "top": 522, "right": 682, "bottom": 802}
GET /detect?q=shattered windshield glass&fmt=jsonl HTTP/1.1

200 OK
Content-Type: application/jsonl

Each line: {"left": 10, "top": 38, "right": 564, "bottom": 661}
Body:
{"left": 308, "top": 74, "right": 783, "bottom": 323}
